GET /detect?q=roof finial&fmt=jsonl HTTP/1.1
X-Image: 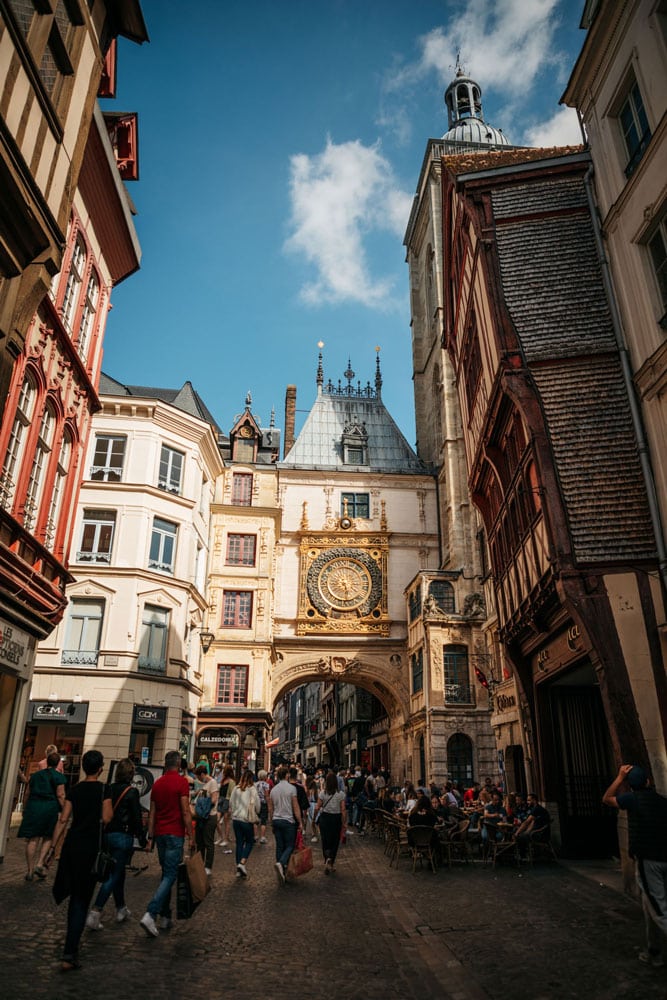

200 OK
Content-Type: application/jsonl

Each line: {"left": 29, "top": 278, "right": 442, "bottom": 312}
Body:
{"left": 317, "top": 341, "right": 324, "bottom": 388}
{"left": 375, "top": 345, "right": 382, "bottom": 398}
{"left": 344, "top": 359, "right": 355, "bottom": 385}
{"left": 270, "top": 406, "right": 275, "bottom": 428}
{"left": 245, "top": 390, "right": 252, "bottom": 407}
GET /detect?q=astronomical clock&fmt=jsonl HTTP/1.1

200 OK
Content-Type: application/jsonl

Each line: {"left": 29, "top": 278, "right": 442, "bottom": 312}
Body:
{"left": 297, "top": 521, "right": 389, "bottom": 635}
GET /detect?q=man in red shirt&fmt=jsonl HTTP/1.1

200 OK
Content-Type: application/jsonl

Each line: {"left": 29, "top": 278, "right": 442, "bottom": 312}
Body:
{"left": 140, "top": 750, "right": 191, "bottom": 937}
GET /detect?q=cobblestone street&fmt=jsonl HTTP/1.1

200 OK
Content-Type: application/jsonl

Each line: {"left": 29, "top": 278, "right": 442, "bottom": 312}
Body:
{"left": 1, "top": 825, "right": 665, "bottom": 1000}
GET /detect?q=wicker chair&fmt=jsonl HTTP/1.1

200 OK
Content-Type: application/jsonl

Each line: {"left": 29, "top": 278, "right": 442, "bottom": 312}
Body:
{"left": 440, "top": 819, "right": 470, "bottom": 866}
{"left": 408, "top": 824, "right": 438, "bottom": 873}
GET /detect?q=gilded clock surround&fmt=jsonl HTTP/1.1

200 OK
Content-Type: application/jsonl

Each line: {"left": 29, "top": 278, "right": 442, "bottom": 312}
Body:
{"left": 298, "top": 532, "right": 389, "bottom": 635}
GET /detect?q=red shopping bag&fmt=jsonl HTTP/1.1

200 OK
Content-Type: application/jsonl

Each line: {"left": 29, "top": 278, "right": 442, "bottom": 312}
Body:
{"left": 286, "top": 846, "right": 313, "bottom": 879}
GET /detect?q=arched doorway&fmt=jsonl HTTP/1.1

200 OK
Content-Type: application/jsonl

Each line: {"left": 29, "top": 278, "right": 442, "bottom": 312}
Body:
{"left": 447, "top": 732, "right": 474, "bottom": 787}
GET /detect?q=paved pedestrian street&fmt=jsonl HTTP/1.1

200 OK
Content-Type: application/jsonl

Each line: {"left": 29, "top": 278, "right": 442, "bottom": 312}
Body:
{"left": 0, "top": 827, "right": 664, "bottom": 1000}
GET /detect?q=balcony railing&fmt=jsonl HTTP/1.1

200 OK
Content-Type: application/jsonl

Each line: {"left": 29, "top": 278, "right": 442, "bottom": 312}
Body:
{"left": 90, "top": 466, "right": 122, "bottom": 481}
{"left": 76, "top": 551, "right": 111, "bottom": 563}
{"left": 138, "top": 657, "right": 166, "bottom": 675}
{"left": 444, "top": 683, "right": 475, "bottom": 705}
{"left": 62, "top": 650, "right": 99, "bottom": 666}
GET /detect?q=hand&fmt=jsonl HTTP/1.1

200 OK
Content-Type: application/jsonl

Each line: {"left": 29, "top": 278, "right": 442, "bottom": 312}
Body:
{"left": 619, "top": 764, "right": 634, "bottom": 777}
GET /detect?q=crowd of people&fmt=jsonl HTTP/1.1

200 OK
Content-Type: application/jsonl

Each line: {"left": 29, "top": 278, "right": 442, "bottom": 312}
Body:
{"left": 14, "top": 747, "right": 667, "bottom": 975}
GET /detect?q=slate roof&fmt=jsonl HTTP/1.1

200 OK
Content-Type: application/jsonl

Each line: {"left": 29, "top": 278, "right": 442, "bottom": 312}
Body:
{"left": 98, "top": 372, "right": 222, "bottom": 434}
{"left": 280, "top": 390, "right": 425, "bottom": 474}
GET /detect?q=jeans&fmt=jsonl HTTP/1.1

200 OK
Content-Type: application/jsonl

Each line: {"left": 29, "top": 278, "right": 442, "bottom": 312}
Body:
{"left": 638, "top": 859, "right": 667, "bottom": 949}
{"left": 63, "top": 881, "right": 96, "bottom": 961}
{"left": 233, "top": 819, "right": 255, "bottom": 865}
{"left": 93, "top": 831, "right": 133, "bottom": 911}
{"left": 146, "top": 835, "right": 184, "bottom": 919}
{"left": 272, "top": 819, "right": 296, "bottom": 868}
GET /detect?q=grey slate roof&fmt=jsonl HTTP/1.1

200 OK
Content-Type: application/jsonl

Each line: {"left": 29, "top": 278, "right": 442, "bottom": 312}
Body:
{"left": 98, "top": 372, "right": 222, "bottom": 435}
{"left": 280, "top": 390, "right": 425, "bottom": 474}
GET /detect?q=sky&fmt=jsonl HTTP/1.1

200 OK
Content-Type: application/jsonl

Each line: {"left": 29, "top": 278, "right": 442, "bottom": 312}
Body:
{"left": 103, "top": 0, "right": 587, "bottom": 447}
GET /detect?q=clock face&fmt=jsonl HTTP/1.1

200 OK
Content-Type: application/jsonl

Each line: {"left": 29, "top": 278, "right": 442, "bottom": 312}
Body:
{"left": 318, "top": 557, "right": 372, "bottom": 610}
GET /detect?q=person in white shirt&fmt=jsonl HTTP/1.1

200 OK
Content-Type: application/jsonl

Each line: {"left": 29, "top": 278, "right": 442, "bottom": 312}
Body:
{"left": 268, "top": 766, "right": 301, "bottom": 884}
{"left": 229, "top": 770, "right": 261, "bottom": 879}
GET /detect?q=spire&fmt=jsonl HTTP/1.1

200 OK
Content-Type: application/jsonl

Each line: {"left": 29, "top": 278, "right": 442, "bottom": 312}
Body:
{"left": 344, "top": 358, "right": 355, "bottom": 388}
{"left": 442, "top": 62, "right": 510, "bottom": 147}
{"left": 374, "top": 346, "right": 382, "bottom": 399}
{"left": 316, "top": 341, "right": 324, "bottom": 391}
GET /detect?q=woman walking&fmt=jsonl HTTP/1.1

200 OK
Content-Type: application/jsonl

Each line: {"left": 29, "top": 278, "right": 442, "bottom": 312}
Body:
{"left": 17, "top": 750, "right": 66, "bottom": 880}
{"left": 51, "top": 749, "right": 112, "bottom": 972}
{"left": 85, "top": 758, "right": 147, "bottom": 930}
{"left": 229, "top": 770, "right": 261, "bottom": 879}
{"left": 313, "top": 770, "right": 347, "bottom": 874}
{"left": 216, "top": 763, "right": 235, "bottom": 852}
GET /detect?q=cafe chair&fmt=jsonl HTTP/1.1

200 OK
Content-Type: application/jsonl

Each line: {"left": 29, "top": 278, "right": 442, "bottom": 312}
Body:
{"left": 408, "top": 825, "right": 438, "bottom": 873}
{"left": 487, "top": 823, "right": 520, "bottom": 868}
{"left": 440, "top": 818, "right": 470, "bottom": 866}
{"left": 528, "top": 830, "right": 558, "bottom": 865}
{"left": 387, "top": 817, "right": 411, "bottom": 868}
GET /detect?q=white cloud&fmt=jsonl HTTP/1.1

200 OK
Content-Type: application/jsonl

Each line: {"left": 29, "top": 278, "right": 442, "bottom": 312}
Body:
{"left": 524, "top": 105, "right": 582, "bottom": 147}
{"left": 284, "top": 138, "right": 413, "bottom": 310}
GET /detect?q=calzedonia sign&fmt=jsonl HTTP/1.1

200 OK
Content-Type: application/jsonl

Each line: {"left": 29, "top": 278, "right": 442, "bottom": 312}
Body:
{"left": 132, "top": 705, "right": 167, "bottom": 728}
{"left": 199, "top": 728, "right": 239, "bottom": 748}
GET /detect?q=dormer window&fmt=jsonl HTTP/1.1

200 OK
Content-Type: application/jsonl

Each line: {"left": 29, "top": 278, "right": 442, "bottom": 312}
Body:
{"left": 342, "top": 419, "right": 368, "bottom": 466}
{"left": 233, "top": 425, "right": 257, "bottom": 462}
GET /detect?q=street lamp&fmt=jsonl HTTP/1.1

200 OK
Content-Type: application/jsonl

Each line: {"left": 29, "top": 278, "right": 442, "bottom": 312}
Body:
{"left": 200, "top": 630, "right": 214, "bottom": 654}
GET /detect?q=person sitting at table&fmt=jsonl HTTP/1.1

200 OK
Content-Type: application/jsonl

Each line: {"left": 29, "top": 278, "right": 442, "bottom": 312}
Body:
{"left": 463, "top": 782, "right": 481, "bottom": 804}
{"left": 481, "top": 790, "right": 508, "bottom": 845}
{"left": 407, "top": 795, "right": 439, "bottom": 850}
{"left": 514, "top": 793, "right": 551, "bottom": 859}
{"left": 431, "top": 794, "right": 448, "bottom": 821}
{"left": 512, "top": 792, "right": 529, "bottom": 825}
{"left": 402, "top": 782, "right": 418, "bottom": 812}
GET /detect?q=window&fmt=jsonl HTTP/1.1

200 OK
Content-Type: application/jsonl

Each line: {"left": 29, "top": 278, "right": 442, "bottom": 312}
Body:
{"left": 62, "top": 598, "right": 103, "bottom": 665}
{"left": 447, "top": 733, "right": 474, "bottom": 785}
{"left": 90, "top": 435, "right": 126, "bottom": 481}
{"left": 45, "top": 428, "right": 72, "bottom": 548}
{"left": 444, "top": 645, "right": 473, "bottom": 704}
{"left": 148, "top": 517, "right": 177, "bottom": 573}
{"left": 647, "top": 209, "right": 667, "bottom": 322}
{"left": 345, "top": 446, "right": 364, "bottom": 464}
{"left": 77, "top": 270, "right": 99, "bottom": 359}
{"left": 411, "top": 648, "right": 424, "bottom": 694}
{"left": 618, "top": 76, "right": 651, "bottom": 177}
{"left": 216, "top": 664, "right": 249, "bottom": 706}
{"left": 226, "top": 533, "right": 256, "bottom": 566}
{"left": 158, "top": 445, "right": 184, "bottom": 494}
{"left": 78, "top": 509, "right": 116, "bottom": 563}
{"left": 409, "top": 587, "right": 422, "bottom": 622}
{"left": 138, "top": 605, "right": 169, "bottom": 674}
{"left": 429, "top": 580, "right": 455, "bottom": 613}
{"left": 5, "top": 0, "right": 83, "bottom": 102}
{"left": 231, "top": 472, "right": 253, "bottom": 505}
{"left": 62, "top": 236, "right": 86, "bottom": 332}
{"left": 222, "top": 590, "right": 253, "bottom": 628}
{"left": 0, "top": 375, "right": 37, "bottom": 509}
{"left": 23, "top": 402, "right": 55, "bottom": 530}
{"left": 341, "top": 492, "right": 369, "bottom": 518}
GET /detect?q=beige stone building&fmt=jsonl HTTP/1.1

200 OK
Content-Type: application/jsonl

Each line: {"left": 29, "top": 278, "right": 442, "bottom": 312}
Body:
{"left": 28, "top": 375, "right": 223, "bottom": 782}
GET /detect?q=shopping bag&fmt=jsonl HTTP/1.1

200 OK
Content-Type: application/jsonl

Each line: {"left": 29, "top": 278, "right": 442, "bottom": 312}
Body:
{"left": 286, "top": 846, "right": 313, "bottom": 879}
{"left": 176, "top": 862, "right": 199, "bottom": 920}
{"left": 185, "top": 849, "right": 210, "bottom": 904}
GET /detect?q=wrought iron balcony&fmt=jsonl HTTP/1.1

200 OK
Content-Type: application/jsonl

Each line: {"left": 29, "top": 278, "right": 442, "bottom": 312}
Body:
{"left": 444, "top": 683, "right": 475, "bottom": 705}
{"left": 62, "top": 650, "right": 99, "bottom": 666}
{"left": 76, "top": 551, "right": 111, "bottom": 563}
{"left": 138, "top": 657, "right": 166, "bottom": 675}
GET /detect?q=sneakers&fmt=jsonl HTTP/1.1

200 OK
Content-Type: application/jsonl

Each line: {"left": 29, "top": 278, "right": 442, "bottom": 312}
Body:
{"left": 220, "top": 840, "right": 228, "bottom": 846}
{"left": 157, "top": 916, "right": 172, "bottom": 930}
{"left": 346, "top": 828, "right": 354, "bottom": 836}
{"left": 223, "top": 848, "right": 232, "bottom": 854}
{"left": 86, "top": 910, "right": 103, "bottom": 931}
{"left": 237, "top": 862, "right": 248, "bottom": 878}
{"left": 274, "top": 861, "right": 285, "bottom": 885}
{"left": 140, "top": 912, "right": 159, "bottom": 938}
{"left": 639, "top": 950, "right": 664, "bottom": 968}
{"left": 214, "top": 837, "right": 223, "bottom": 846}
{"left": 259, "top": 836, "right": 267, "bottom": 844}
{"left": 310, "top": 836, "right": 318, "bottom": 843}
{"left": 33, "top": 865, "right": 47, "bottom": 879}
{"left": 116, "top": 906, "right": 131, "bottom": 924}
{"left": 205, "top": 867, "right": 212, "bottom": 876}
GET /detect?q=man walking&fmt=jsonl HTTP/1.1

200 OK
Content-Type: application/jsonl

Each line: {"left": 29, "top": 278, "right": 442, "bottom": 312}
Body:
{"left": 603, "top": 763, "right": 667, "bottom": 967}
{"left": 140, "top": 750, "right": 192, "bottom": 937}
{"left": 269, "top": 765, "right": 301, "bottom": 885}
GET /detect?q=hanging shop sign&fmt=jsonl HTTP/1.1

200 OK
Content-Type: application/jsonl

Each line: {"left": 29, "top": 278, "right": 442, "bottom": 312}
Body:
{"left": 132, "top": 705, "right": 167, "bottom": 728}
{"left": 0, "top": 619, "right": 31, "bottom": 671}
{"left": 198, "top": 727, "right": 239, "bottom": 748}
{"left": 29, "top": 701, "right": 89, "bottom": 725}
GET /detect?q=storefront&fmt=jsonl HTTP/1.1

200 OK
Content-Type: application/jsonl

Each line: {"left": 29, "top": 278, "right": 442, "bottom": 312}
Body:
{"left": 490, "top": 682, "right": 527, "bottom": 797}
{"left": 196, "top": 726, "right": 241, "bottom": 774}
{"left": 129, "top": 705, "right": 167, "bottom": 766}
{"left": 23, "top": 699, "right": 89, "bottom": 788}
{"left": 1, "top": 620, "right": 35, "bottom": 850}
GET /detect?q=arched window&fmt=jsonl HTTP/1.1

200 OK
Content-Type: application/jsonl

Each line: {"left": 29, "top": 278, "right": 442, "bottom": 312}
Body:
{"left": 77, "top": 269, "right": 99, "bottom": 359}
{"left": 0, "top": 374, "right": 37, "bottom": 509}
{"left": 62, "top": 236, "right": 86, "bottom": 333}
{"left": 447, "top": 732, "right": 474, "bottom": 786}
{"left": 23, "top": 401, "right": 56, "bottom": 531}
{"left": 429, "top": 579, "right": 455, "bottom": 613}
{"left": 45, "top": 428, "right": 73, "bottom": 549}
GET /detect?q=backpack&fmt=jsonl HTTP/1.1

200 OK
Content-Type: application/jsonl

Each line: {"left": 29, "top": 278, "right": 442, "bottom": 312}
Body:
{"left": 195, "top": 793, "right": 212, "bottom": 820}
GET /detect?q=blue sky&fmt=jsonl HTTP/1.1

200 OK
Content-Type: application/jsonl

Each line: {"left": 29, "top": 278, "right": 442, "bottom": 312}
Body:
{"left": 104, "top": 0, "right": 586, "bottom": 446}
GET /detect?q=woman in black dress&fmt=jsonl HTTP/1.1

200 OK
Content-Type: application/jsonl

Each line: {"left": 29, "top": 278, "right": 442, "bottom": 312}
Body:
{"left": 51, "top": 749, "right": 111, "bottom": 972}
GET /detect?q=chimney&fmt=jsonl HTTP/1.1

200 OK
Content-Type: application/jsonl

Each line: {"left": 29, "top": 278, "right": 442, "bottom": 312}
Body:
{"left": 284, "top": 385, "right": 296, "bottom": 458}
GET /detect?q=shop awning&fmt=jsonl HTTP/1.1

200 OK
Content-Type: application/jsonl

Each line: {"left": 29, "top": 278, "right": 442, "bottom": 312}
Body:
{"left": 266, "top": 737, "right": 280, "bottom": 748}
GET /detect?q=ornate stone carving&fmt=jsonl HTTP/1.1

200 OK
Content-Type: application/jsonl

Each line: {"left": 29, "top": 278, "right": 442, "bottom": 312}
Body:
{"left": 463, "top": 592, "right": 486, "bottom": 618}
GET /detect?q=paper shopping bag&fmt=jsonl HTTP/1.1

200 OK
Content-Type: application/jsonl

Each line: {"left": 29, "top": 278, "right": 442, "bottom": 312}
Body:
{"left": 286, "top": 846, "right": 313, "bottom": 879}
{"left": 176, "top": 862, "right": 199, "bottom": 919}
{"left": 185, "top": 849, "right": 210, "bottom": 903}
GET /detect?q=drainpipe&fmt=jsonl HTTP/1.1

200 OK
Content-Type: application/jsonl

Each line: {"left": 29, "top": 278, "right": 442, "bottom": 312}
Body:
{"left": 583, "top": 164, "right": 667, "bottom": 603}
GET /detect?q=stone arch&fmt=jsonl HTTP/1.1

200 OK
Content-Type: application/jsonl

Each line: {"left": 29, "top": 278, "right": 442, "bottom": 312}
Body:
{"left": 271, "top": 651, "right": 410, "bottom": 728}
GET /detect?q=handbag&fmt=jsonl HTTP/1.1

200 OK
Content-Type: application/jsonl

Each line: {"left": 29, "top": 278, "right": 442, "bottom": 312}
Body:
{"left": 176, "top": 862, "right": 199, "bottom": 920}
{"left": 247, "top": 789, "right": 259, "bottom": 825}
{"left": 286, "top": 845, "right": 313, "bottom": 879}
{"left": 185, "top": 849, "right": 210, "bottom": 904}
{"left": 92, "top": 784, "right": 116, "bottom": 882}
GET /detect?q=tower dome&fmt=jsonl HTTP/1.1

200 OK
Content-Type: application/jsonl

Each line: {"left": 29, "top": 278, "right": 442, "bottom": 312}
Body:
{"left": 443, "top": 66, "right": 510, "bottom": 147}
